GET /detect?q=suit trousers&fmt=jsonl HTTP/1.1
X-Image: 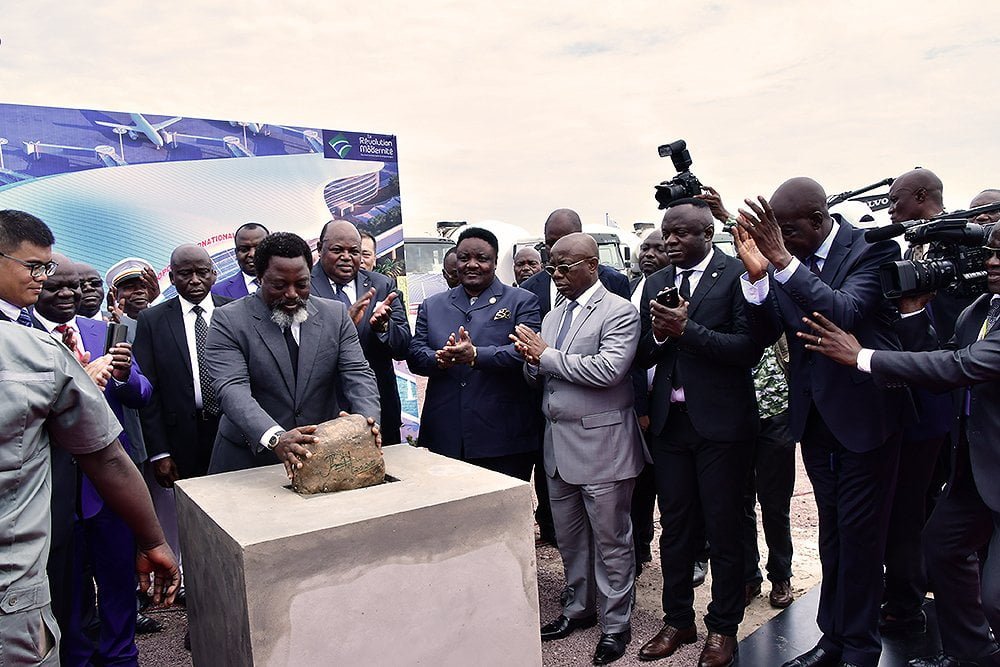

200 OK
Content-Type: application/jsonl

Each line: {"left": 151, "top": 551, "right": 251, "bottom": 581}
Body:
{"left": 533, "top": 447, "right": 557, "bottom": 542}
{"left": 652, "top": 409, "right": 750, "bottom": 636}
{"left": 631, "top": 462, "right": 656, "bottom": 563}
{"left": 744, "top": 410, "right": 796, "bottom": 585}
{"left": 548, "top": 473, "right": 636, "bottom": 633}
{"left": 882, "top": 432, "right": 948, "bottom": 618}
{"left": 800, "top": 407, "right": 900, "bottom": 667}
{"left": 922, "top": 433, "right": 1000, "bottom": 661}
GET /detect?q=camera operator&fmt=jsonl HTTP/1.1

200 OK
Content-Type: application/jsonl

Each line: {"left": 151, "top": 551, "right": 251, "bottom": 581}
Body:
{"left": 799, "top": 222, "right": 1000, "bottom": 666}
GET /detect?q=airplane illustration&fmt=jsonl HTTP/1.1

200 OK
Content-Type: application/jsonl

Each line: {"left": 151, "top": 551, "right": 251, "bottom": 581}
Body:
{"left": 95, "top": 113, "right": 183, "bottom": 148}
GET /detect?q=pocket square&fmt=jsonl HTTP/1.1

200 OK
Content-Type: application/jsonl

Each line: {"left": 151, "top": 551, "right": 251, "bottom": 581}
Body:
{"left": 493, "top": 308, "right": 511, "bottom": 320}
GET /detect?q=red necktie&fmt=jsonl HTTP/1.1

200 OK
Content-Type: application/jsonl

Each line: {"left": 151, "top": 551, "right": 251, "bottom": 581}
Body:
{"left": 54, "top": 324, "right": 86, "bottom": 363}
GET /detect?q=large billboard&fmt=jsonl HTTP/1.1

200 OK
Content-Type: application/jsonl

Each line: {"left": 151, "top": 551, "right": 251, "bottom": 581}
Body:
{"left": 0, "top": 102, "right": 418, "bottom": 438}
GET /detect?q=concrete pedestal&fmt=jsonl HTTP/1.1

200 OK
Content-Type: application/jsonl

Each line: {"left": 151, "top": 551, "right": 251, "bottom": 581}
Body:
{"left": 175, "top": 445, "right": 541, "bottom": 666}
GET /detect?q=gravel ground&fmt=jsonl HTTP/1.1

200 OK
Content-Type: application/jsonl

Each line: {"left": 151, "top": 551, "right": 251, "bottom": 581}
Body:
{"left": 137, "top": 450, "right": 821, "bottom": 665}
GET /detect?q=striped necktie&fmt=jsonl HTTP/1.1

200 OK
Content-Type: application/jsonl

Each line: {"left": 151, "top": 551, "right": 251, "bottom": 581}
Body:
{"left": 16, "top": 308, "right": 33, "bottom": 327}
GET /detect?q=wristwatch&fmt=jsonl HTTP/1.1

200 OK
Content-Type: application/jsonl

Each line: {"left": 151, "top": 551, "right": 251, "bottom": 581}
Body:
{"left": 266, "top": 430, "right": 286, "bottom": 450}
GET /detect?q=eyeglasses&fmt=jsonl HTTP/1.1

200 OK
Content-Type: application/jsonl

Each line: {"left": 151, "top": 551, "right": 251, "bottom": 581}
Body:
{"left": 982, "top": 246, "right": 1000, "bottom": 261}
{"left": 544, "top": 258, "right": 592, "bottom": 276}
{"left": 0, "top": 251, "right": 58, "bottom": 279}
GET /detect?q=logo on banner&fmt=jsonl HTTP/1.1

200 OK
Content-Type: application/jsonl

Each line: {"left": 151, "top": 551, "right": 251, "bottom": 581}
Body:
{"left": 851, "top": 193, "right": 891, "bottom": 212}
{"left": 323, "top": 130, "right": 397, "bottom": 162}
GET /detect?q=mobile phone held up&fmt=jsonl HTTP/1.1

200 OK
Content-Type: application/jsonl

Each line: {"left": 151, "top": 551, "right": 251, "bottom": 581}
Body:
{"left": 655, "top": 285, "right": 680, "bottom": 309}
{"left": 104, "top": 322, "right": 128, "bottom": 354}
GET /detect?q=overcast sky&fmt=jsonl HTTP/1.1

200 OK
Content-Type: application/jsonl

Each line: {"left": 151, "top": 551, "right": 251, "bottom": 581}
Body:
{"left": 3, "top": 1, "right": 998, "bottom": 236}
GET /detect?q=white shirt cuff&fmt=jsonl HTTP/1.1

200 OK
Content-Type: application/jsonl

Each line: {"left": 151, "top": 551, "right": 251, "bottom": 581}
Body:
{"left": 899, "top": 308, "right": 925, "bottom": 319}
{"left": 856, "top": 348, "right": 875, "bottom": 373}
{"left": 149, "top": 453, "right": 171, "bottom": 462}
{"left": 773, "top": 257, "right": 800, "bottom": 284}
{"left": 260, "top": 425, "right": 283, "bottom": 449}
{"left": 740, "top": 271, "right": 770, "bottom": 305}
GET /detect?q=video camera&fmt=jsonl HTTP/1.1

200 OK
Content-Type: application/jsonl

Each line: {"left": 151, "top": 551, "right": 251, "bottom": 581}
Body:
{"left": 868, "top": 202, "right": 1000, "bottom": 299}
{"left": 654, "top": 140, "right": 702, "bottom": 209}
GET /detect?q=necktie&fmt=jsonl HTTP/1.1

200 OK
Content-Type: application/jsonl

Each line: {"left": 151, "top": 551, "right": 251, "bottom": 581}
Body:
{"left": 192, "top": 305, "right": 220, "bottom": 415}
{"left": 334, "top": 283, "right": 352, "bottom": 309}
{"left": 54, "top": 324, "right": 85, "bottom": 362}
{"left": 554, "top": 301, "right": 578, "bottom": 349}
{"left": 250, "top": 277, "right": 261, "bottom": 293}
{"left": 677, "top": 270, "right": 693, "bottom": 301}
{"left": 283, "top": 326, "right": 299, "bottom": 380}
{"left": 16, "top": 308, "right": 33, "bottom": 327}
{"left": 986, "top": 298, "right": 1000, "bottom": 334}
{"left": 555, "top": 292, "right": 567, "bottom": 308}
{"left": 807, "top": 255, "right": 822, "bottom": 277}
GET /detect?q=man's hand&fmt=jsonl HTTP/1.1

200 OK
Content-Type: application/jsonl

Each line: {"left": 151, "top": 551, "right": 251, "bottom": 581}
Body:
{"left": 738, "top": 196, "right": 794, "bottom": 272}
{"left": 897, "top": 291, "right": 935, "bottom": 315}
{"left": 798, "top": 311, "right": 863, "bottom": 366}
{"left": 274, "top": 426, "right": 317, "bottom": 479}
{"left": 695, "top": 185, "right": 733, "bottom": 223}
{"left": 732, "top": 222, "right": 770, "bottom": 281}
{"left": 509, "top": 323, "right": 546, "bottom": 364}
{"left": 85, "top": 354, "right": 113, "bottom": 389}
{"left": 369, "top": 291, "right": 398, "bottom": 332}
{"left": 442, "top": 326, "right": 476, "bottom": 365}
{"left": 153, "top": 456, "right": 180, "bottom": 488}
{"left": 348, "top": 288, "right": 376, "bottom": 327}
{"left": 638, "top": 414, "right": 650, "bottom": 432}
{"left": 141, "top": 266, "right": 161, "bottom": 303}
{"left": 108, "top": 341, "right": 133, "bottom": 382}
{"left": 136, "top": 542, "right": 180, "bottom": 608}
{"left": 106, "top": 288, "right": 125, "bottom": 324}
{"left": 650, "top": 299, "right": 688, "bottom": 340}
{"left": 339, "top": 411, "right": 382, "bottom": 448}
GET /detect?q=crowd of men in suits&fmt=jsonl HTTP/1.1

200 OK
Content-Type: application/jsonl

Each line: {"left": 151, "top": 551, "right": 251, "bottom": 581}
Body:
{"left": 1, "top": 163, "right": 1000, "bottom": 667}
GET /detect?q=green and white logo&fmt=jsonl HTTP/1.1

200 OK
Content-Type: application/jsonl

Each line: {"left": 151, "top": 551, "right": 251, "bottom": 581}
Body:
{"left": 327, "top": 133, "right": 352, "bottom": 158}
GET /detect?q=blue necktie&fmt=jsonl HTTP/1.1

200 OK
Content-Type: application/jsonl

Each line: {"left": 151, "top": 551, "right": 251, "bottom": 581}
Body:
{"left": 16, "top": 308, "right": 33, "bottom": 327}
{"left": 554, "top": 301, "right": 578, "bottom": 349}
{"left": 807, "top": 255, "right": 822, "bottom": 277}
{"left": 334, "top": 283, "right": 352, "bottom": 309}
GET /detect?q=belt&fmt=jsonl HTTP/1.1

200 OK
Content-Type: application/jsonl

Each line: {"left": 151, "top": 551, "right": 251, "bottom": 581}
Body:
{"left": 196, "top": 409, "right": 221, "bottom": 421}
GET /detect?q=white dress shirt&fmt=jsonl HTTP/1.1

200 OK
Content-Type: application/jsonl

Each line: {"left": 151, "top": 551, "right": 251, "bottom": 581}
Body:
{"left": 243, "top": 272, "right": 260, "bottom": 294}
{"left": 329, "top": 276, "right": 358, "bottom": 304}
{"left": 179, "top": 295, "right": 216, "bottom": 410}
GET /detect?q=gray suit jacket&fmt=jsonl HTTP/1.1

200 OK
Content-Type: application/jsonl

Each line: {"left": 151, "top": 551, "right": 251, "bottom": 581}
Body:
{"left": 872, "top": 294, "right": 1000, "bottom": 510}
{"left": 533, "top": 285, "right": 649, "bottom": 485}
{"left": 205, "top": 293, "right": 380, "bottom": 473}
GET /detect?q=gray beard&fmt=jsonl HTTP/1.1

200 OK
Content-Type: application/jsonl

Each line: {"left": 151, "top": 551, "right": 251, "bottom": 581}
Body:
{"left": 270, "top": 305, "right": 309, "bottom": 330}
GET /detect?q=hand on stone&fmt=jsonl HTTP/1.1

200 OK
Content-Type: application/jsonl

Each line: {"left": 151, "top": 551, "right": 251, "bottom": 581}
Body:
{"left": 510, "top": 323, "right": 546, "bottom": 363}
{"left": 348, "top": 288, "right": 376, "bottom": 327}
{"left": 275, "top": 426, "right": 317, "bottom": 479}
{"left": 136, "top": 542, "right": 180, "bottom": 608}
{"left": 369, "top": 291, "right": 398, "bottom": 332}
{"left": 85, "top": 354, "right": 113, "bottom": 389}
{"left": 797, "top": 311, "right": 862, "bottom": 366}
{"left": 650, "top": 299, "right": 688, "bottom": 340}
{"left": 153, "top": 456, "right": 180, "bottom": 488}
{"left": 108, "top": 341, "right": 133, "bottom": 382}
{"left": 738, "top": 196, "right": 794, "bottom": 272}
{"left": 339, "top": 411, "right": 382, "bottom": 449}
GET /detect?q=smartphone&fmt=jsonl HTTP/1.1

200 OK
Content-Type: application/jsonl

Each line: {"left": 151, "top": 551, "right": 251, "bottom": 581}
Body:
{"left": 104, "top": 322, "right": 128, "bottom": 354}
{"left": 655, "top": 285, "right": 680, "bottom": 308}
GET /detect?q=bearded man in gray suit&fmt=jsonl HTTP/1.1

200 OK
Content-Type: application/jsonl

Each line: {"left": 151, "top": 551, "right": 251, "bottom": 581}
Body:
{"left": 512, "top": 232, "right": 648, "bottom": 666}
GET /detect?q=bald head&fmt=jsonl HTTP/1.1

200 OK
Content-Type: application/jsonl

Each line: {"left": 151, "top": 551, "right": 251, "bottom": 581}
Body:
{"left": 170, "top": 243, "right": 211, "bottom": 268}
{"left": 768, "top": 177, "right": 833, "bottom": 260}
{"left": 319, "top": 219, "right": 363, "bottom": 284}
{"left": 544, "top": 208, "right": 583, "bottom": 251}
{"left": 169, "top": 243, "right": 216, "bottom": 304}
{"left": 513, "top": 246, "right": 542, "bottom": 284}
{"left": 34, "top": 253, "right": 80, "bottom": 324}
{"left": 549, "top": 232, "right": 599, "bottom": 300}
{"left": 888, "top": 168, "right": 944, "bottom": 223}
{"left": 971, "top": 189, "right": 1000, "bottom": 224}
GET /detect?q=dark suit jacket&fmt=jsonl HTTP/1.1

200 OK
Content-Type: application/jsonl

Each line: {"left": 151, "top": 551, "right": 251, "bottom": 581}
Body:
{"left": 873, "top": 294, "right": 1000, "bottom": 510}
{"left": 408, "top": 278, "right": 541, "bottom": 459}
{"left": 636, "top": 249, "right": 763, "bottom": 440}
{"left": 309, "top": 265, "right": 411, "bottom": 444}
{"left": 133, "top": 294, "right": 231, "bottom": 479}
{"left": 211, "top": 272, "right": 250, "bottom": 300}
{"left": 205, "top": 293, "right": 381, "bottom": 473}
{"left": 519, "top": 264, "right": 630, "bottom": 317}
{"left": 746, "top": 216, "right": 910, "bottom": 452}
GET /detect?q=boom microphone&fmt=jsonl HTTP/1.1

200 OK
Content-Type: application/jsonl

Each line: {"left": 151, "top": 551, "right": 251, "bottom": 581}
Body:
{"left": 864, "top": 223, "right": 909, "bottom": 243}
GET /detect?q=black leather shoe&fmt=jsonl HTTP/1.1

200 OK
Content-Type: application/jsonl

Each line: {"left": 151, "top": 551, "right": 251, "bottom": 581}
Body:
{"left": 593, "top": 630, "right": 631, "bottom": 665}
{"left": 541, "top": 614, "right": 598, "bottom": 641}
{"left": 135, "top": 611, "right": 163, "bottom": 634}
{"left": 879, "top": 609, "right": 926, "bottom": 635}
{"left": 174, "top": 586, "right": 186, "bottom": 606}
{"left": 908, "top": 654, "right": 979, "bottom": 667}
{"left": 782, "top": 645, "right": 840, "bottom": 667}
{"left": 692, "top": 560, "right": 708, "bottom": 588}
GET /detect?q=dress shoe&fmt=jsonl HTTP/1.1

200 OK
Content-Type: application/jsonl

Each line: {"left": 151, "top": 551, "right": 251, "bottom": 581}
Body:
{"left": 782, "top": 644, "right": 840, "bottom": 667}
{"left": 744, "top": 581, "right": 761, "bottom": 607}
{"left": 908, "top": 654, "right": 980, "bottom": 667}
{"left": 769, "top": 579, "right": 794, "bottom": 608}
{"left": 879, "top": 608, "right": 926, "bottom": 635}
{"left": 699, "top": 632, "right": 737, "bottom": 667}
{"left": 174, "top": 585, "right": 186, "bottom": 606}
{"left": 135, "top": 611, "right": 163, "bottom": 634}
{"left": 593, "top": 629, "right": 631, "bottom": 665}
{"left": 540, "top": 614, "right": 598, "bottom": 641}
{"left": 638, "top": 623, "right": 697, "bottom": 661}
{"left": 692, "top": 560, "right": 708, "bottom": 588}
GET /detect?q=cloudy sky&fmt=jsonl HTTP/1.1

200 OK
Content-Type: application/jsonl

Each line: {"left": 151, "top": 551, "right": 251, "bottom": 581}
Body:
{"left": 3, "top": 1, "right": 998, "bottom": 235}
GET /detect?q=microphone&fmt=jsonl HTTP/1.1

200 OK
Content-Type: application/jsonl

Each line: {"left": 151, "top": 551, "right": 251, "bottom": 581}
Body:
{"left": 863, "top": 223, "right": 907, "bottom": 243}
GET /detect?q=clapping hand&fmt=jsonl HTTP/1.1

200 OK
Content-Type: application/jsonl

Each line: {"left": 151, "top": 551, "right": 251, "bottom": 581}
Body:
{"left": 737, "top": 196, "right": 794, "bottom": 272}
{"left": 509, "top": 323, "right": 546, "bottom": 364}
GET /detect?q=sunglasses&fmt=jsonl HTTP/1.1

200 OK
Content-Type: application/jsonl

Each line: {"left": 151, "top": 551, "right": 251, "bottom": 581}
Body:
{"left": 982, "top": 246, "right": 1000, "bottom": 261}
{"left": 544, "top": 257, "right": 593, "bottom": 277}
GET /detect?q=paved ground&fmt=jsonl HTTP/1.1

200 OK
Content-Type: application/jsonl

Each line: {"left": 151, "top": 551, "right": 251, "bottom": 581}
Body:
{"left": 137, "top": 450, "right": 821, "bottom": 665}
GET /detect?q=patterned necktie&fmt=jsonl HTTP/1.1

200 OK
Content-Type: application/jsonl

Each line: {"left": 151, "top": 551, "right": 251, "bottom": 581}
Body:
{"left": 16, "top": 308, "right": 33, "bottom": 327}
{"left": 987, "top": 298, "right": 1000, "bottom": 334}
{"left": 807, "top": 255, "right": 822, "bottom": 277}
{"left": 334, "top": 283, "right": 352, "bottom": 309}
{"left": 554, "top": 292, "right": 567, "bottom": 308}
{"left": 54, "top": 323, "right": 86, "bottom": 362}
{"left": 192, "top": 305, "right": 220, "bottom": 415}
{"left": 677, "top": 270, "right": 693, "bottom": 301}
{"left": 554, "top": 301, "right": 578, "bottom": 349}
{"left": 250, "top": 277, "right": 261, "bottom": 293}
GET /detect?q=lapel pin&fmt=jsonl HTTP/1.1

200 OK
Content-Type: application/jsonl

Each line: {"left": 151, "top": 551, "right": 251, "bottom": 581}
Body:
{"left": 711, "top": 272, "right": 718, "bottom": 278}
{"left": 489, "top": 296, "right": 497, "bottom": 304}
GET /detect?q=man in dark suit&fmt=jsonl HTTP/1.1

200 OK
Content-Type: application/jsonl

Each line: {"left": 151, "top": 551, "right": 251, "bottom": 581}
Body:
{"left": 734, "top": 177, "right": 910, "bottom": 667}
{"left": 801, "top": 225, "right": 1000, "bottom": 667}
{"left": 205, "top": 232, "right": 380, "bottom": 475}
{"left": 310, "top": 220, "right": 411, "bottom": 445}
{"left": 408, "top": 226, "right": 541, "bottom": 480}
{"left": 519, "top": 208, "right": 630, "bottom": 545}
{"left": 635, "top": 199, "right": 762, "bottom": 666}
{"left": 211, "top": 222, "right": 269, "bottom": 299}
